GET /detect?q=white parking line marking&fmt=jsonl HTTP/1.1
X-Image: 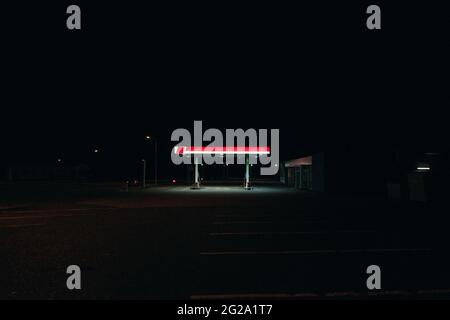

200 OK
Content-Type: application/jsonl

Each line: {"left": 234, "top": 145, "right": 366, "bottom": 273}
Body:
{"left": 2, "top": 207, "right": 117, "bottom": 214}
{"left": 200, "top": 250, "right": 336, "bottom": 255}
{"left": 0, "top": 213, "right": 97, "bottom": 221}
{"left": 367, "top": 290, "right": 411, "bottom": 296}
{"left": 200, "top": 248, "right": 432, "bottom": 255}
{"left": 215, "top": 214, "right": 278, "bottom": 218}
{"left": 341, "top": 248, "right": 432, "bottom": 253}
{"left": 325, "top": 291, "right": 361, "bottom": 297}
{"left": 209, "top": 230, "right": 375, "bottom": 236}
{"left": 0, "top": 223, "right": 47, "bottom": 228}
{"left": 213, "top": 221, "right": 274, "bottom": 225}
{"left": 191, "top": 293, "right": 292, "bottom": 300}
{"left": 337, "top": 230, "right": 376, "bottom": 233}
{"left": 417, "top": 289, "right": 450, "bottom": 295}
{"left": 191, "top": 289, "right": 450, "bottom": 300}
{"left": 213, "top": 220, "right": 329, "bottom": 225}
{"left": 209, "top": 231, "right": 326, "bottom": 236}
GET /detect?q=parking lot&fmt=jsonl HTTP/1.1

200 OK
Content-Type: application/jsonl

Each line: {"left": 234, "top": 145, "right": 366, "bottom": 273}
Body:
{"left": 1, "top": 183, "right": 450, "bottom": 299}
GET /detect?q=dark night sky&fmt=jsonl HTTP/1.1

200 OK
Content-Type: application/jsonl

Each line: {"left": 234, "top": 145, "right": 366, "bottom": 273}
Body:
{"left": 2, "top": 1, "right": 449, "bottom": 177}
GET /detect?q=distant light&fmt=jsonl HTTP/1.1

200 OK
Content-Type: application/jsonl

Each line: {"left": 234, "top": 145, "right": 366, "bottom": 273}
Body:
{"left": 145, "top": 135, "right": 151, "bottom": 140}
{"left": 417, "top": 166, "right": 430, "bottom": 171}
{"left": 94, "top": 149, "right": 99, "bottom": 153}
{"left": 172, "top": 179, "right": 176, "bottom": 183}
{"left": 275, "top": 164, "right": 278, "bottom": 167}
{"left": 57, "top": 159, "right": 62, "bottom": 162}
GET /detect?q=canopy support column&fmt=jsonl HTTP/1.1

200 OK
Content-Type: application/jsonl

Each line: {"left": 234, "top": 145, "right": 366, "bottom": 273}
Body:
{"left": 191, "top": 156, "right": 200, "bottom": 189}
{"left": 244, "top": 154, "right": 252, "bottom": 190}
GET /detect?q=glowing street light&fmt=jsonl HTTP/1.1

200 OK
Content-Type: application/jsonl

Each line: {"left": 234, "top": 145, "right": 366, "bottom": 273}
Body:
{"left": 416, "top": 162, "right": 431, "bottom": 172}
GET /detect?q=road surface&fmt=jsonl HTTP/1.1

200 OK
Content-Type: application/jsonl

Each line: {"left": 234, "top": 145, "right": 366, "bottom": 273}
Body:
{"left": 1, "top": 184, "right": 450, "bottom": 299}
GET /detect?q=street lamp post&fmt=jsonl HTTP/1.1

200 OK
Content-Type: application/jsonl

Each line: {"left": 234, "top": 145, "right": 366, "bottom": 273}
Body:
{"left": 146, "top": 135, "right": 158, "bottom": 186}
{"left": 142, "top": 159, "right": 146, "bottom": 188}
{"left": 154, "top": 140, "right": 157, "bottom": 185}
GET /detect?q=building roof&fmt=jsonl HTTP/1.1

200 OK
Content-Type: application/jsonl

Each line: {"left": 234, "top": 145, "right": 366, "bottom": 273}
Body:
{"left": 284, "top": 156, "right": 312, "bottom": 167}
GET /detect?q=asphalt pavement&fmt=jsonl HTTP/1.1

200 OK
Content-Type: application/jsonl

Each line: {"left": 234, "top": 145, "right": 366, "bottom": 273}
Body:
{"left": 1, "top": 184, "right": 450, "bottom": 299}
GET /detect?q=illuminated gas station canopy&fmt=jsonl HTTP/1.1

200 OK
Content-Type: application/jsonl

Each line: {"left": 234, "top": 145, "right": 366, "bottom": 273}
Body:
{"left": 174, "top": 146, "right": 270, "bottom": 155}
{"left": 173, "top": 146, "right": 270, "bottom": 190}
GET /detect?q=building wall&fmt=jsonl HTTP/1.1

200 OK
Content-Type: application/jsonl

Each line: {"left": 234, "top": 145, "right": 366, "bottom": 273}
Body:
{"left": 312, "top": 153, "right": 325, "bottom": 192}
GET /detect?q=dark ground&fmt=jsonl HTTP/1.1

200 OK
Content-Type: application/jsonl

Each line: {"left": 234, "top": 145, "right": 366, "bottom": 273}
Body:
{"left": 1, "top": 182, "right": 450, "bottom": 299}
